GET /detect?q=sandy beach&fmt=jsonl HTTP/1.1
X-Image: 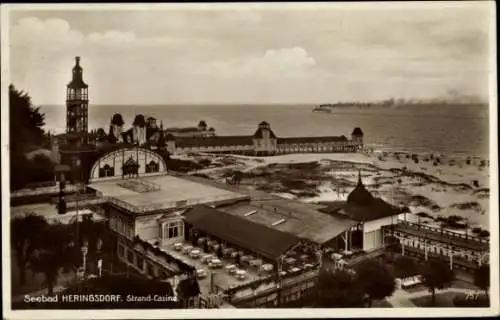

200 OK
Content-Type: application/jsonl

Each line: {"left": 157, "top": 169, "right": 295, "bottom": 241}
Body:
{"left": 177, "top": 150, "right": 490, "bottom": 236}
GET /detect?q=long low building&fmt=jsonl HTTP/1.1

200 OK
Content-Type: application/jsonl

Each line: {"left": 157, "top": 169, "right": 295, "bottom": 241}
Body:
{"left": 157, "top": 122, "right": 364, "bottom": 156}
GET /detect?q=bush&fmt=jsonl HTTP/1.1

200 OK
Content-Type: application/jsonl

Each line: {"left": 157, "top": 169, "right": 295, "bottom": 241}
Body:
{"left": 478, "top": 230, "right": 490, "bottom": 238}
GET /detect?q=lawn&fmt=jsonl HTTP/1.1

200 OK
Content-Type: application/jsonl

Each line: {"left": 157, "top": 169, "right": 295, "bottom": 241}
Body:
{"left": 410, "top": 292, "right": 457, "bottom": 307}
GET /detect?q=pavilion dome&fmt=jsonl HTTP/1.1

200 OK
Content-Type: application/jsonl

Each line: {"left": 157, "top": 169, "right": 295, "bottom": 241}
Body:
{"left": 347, "top": 171, "right": 374, "bottom": 205}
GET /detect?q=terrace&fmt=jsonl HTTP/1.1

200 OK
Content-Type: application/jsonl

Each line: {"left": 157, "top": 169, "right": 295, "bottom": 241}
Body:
{"left": 151, "top": 238, "right": 273, "bottom": 297}
{"left": 87, "top": 174, "right": 249, "bottom": 215}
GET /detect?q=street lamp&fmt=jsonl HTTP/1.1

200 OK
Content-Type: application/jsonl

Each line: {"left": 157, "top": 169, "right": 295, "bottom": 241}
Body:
{"left": 81, "top": 241, "right": 88, "bottom": 277}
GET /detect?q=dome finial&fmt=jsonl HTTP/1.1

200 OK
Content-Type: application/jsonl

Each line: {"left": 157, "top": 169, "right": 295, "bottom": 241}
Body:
{"left": 358, "top": 169, "right": 362, "bottom": 184}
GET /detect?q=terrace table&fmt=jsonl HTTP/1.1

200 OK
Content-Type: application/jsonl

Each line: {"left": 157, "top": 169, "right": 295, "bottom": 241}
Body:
{"left": 223, "top": 248, "right": 235, "bottom": 257}
{"left": 261, "top": 264, "right": 274, "bottom": 272}
{"left": 190, "top": 249, "right": 201, "bottom": 259}
{"left": 202, "top": 254, "right": 214, "bottom": 264}
{"left": 209, "top": 259, "right": 222, "bottom": 269}
{"left": 196, "top": 269, "right": 207, "bottom": 279}
{"left": 173, "top": 243, "right": 183, "bottom": 251}
{"left": 332, "top": 253, "right": 343, "bottom": 260}
{"left": 182, "top": 245, "right": 193, "bottom": 254}
{"left": 300, "top": 254, "right": 309, "bottom": 261}
{"left": 225, "top": 264, "right": 237, "bottom": 274}
{"left": 250, "top": 259, "right": 263, "bottom": 267}
{"left": 235, "top": 269, "right": 247, "bottom": 280}
{"left": 289, "top": 267, "right": 301, "bottom": 273}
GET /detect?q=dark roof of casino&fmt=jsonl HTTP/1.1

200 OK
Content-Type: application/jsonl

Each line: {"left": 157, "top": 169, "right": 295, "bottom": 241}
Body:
{"left": 347, "top": 171, "right": 374, "bottom": 205}
{"left": 277, "top": 135, "right": 348, "bottom": 144}
{"left": 319, "top": 171, "right": 401, "bottom": 221}
{"left": 175, "top": 136, "right": 254, "bottom": 148}
{"left": 183, "top": 204, "right": 301, "bottom": 260}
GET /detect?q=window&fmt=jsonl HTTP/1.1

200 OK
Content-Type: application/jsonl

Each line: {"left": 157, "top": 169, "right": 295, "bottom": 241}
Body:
{"left": 137, "top": 256, "right": 144, "bottom": 271}
{"left": 127, "top": 250, "right": 134, "bottom": 264}
{"left": 118, "top": 244, "right": 125, "bottom": 258}
{"left": 99, "top": 164, "right": 115, "bottom": 177}
{"left": 168, "top": 224, "right": 179, "bottom": 238}
{"left": 145, "top": 160, "right": 159, "bottom": 173}
{"left": 164, "top": 221, "right": 183, "bottom": 239}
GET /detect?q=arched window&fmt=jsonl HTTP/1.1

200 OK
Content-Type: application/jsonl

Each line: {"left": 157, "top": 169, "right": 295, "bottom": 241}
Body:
{"left": 146, "top": 160, "right": 159, "bottom": 173}
{"left": 99, "top": 164, "right": 115, "bottom": 177}
{"left": 122, "top": 156, "right": 139, "bottom": 178}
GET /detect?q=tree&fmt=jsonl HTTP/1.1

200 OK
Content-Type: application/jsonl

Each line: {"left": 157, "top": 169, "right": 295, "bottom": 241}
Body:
{"left": 9, "top": 85, "right": 48, "bottom": 190}
{"left": 232, "top": 170, "right": 244, "bottom": 188}
{"left": 28, "top": 154, "right": 55, "bottom": 183}
{"left": 29, "top": 223, "right": 80, "bottom": 295}
{"left": 393, "top": 256, "right": 420, "bottom": 278}
{"left": 313, "top": 269, "right": 365, "bottom": 307}
{"left": 11, "top": 214, "right": 49, "bottom": 285}
{"left": 9, "top": 84, "right": 46, "bottom": 151}
{"left": 473, "top": 264, "right": 490, "bottom": 298}
{"left": 421, "top": 259, "right": 455, "bottom": 305}
{"left": 176, "top": 275, "right": 201, "bottom": 308}
{"left": 354, "top": 259, "right": 396, "bottom": 307}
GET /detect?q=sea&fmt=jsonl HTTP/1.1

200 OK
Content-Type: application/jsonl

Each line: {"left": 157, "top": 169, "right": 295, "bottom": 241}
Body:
{"left": 40, "top": 104, "right": 490, "bottom": 158}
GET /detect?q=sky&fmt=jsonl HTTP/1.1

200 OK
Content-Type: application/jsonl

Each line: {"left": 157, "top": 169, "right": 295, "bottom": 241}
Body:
{"left": 6, "top": 2, "right": 494, "bottom": 105}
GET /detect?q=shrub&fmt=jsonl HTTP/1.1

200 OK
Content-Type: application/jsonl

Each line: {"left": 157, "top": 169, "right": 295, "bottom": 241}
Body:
{"left": 478, "top": 230, "right": 490, "bottom": 238}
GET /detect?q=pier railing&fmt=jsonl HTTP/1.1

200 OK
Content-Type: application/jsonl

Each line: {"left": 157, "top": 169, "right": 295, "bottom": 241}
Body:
{"left": 396, "top": 220, "right": 489, "bottom": 244}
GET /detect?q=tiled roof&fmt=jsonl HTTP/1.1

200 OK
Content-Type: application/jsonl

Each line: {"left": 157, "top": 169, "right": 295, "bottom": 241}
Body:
{"left": 175, "top": 136, "right": 253, "bottom": 148}
{"left": 277, "top": 136, "right": 348, "bottom": 144}
{"left": 183, "top": 204, "right": 301, "bottom": 261}
{"left": 319, "top": 175, "right": 401, "bottom": 221}
{"left": 319, "top": 198, "right": 401, "bottom": 222}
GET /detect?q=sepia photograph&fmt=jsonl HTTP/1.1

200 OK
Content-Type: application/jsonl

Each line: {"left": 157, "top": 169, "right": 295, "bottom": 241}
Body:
{"left": 1, "top": 2, "right": 498, "bottom": 319}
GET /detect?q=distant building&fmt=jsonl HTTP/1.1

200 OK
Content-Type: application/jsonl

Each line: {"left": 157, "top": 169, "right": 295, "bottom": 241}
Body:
{"left": 164, "top": 120, "right": 215, "bottom": 138}
{"left": 169, "top": 122, "right": 363, "bottom": 156}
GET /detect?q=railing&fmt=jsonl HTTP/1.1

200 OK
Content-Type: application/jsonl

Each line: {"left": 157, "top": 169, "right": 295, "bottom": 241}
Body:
{"left": 229, "top": 269, "right": 319, "bottom": 307}
{"left": 226, "top": 266, "right": 319, "bottom": 301}
{"left": 396, "top": 220, "right": 489, "bottom": 244}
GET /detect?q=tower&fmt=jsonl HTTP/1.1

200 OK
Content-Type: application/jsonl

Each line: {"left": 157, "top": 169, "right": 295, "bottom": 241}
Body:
{"left": 351, "top": 127, "right": 364, "bottom": 150}
{"left": 60, "top": 56, "right": 95, "bottom": 184}
{"left": 66, "top": 56, "right": 89, "bottom": 145}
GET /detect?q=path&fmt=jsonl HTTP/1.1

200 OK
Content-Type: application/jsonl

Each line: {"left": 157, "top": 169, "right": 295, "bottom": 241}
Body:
{"left": 386, "top": 287, "right": 471, "bottom": 308}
